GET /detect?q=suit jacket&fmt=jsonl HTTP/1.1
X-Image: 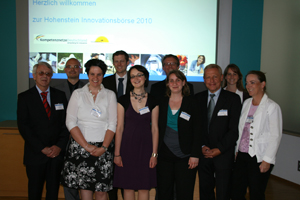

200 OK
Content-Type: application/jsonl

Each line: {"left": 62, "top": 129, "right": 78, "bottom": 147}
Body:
{"left": 54, "top": 80, "right": 85, "bottom": 101}
{"left": 236, "top": 94, "right": 282, "bottom": 164}
{"left": 158, "top": 96, "right": 201, "bottom": 158}
{"left": 17, "top": 86, "right": 69, "bottom": 165}
{"left": 150, "top": 79, "right": 194, "bottom": 101}
{"left": 102, "top": 73, "right": 131, "bottom": 96}
{"left": 195, "top": 89, "right": 241, "bottom": 167}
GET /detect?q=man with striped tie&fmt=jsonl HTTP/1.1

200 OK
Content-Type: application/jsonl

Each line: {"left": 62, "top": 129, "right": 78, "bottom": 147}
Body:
{"left": 17, "top": 62, "right": 69, "bottom": 200}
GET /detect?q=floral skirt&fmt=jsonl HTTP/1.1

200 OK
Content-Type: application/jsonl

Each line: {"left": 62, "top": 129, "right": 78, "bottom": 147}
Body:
{"left": 61, "top": 138, "right": 114, "bottom": 192}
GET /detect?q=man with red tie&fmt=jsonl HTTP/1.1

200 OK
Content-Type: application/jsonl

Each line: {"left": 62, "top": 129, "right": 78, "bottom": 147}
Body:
{"left": 17, "top": 62, "right": 69, "bottom": 200}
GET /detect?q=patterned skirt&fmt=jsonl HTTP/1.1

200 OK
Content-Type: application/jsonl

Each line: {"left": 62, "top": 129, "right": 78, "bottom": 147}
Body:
{"left": 61, "top": 138, "right": 114, "bottom": 192}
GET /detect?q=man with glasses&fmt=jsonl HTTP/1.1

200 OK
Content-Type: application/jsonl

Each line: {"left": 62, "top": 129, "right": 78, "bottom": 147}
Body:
{"left": 17, "top": 62, "right": 69, "bottom": 200}
{"left": 150, "top": 54, "right": 194, "bottom": 100}
{"left": 55, "top": 58, "right": 85, "bottom": 101}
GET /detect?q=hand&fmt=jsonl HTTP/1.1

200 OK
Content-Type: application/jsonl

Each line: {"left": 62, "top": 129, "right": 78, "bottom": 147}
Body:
{"left": 204, "top": 148, "right": 221, "bottom": 158}
{"left": 41, "top": 147, "right": 52, "bottom": 156}
{"left": 114, "top": 156, "right": 123, "bottom": 167}
{"left": 188, "top": 157, "right": 199, "bottom": 169}
{"left": 259, "top": 161, "right": 271, "bottom": 173}
{"left": 47, "top": 145, "right": 61, "bottom": 158}
{"left": 90, "top": 147, "right": 105, "bottom": 157}
{"left": 149, "top": 157, "right": 157, "bottom": 168}
{"left": 202, "top": 146, "right": 211, "bottom": 157}
{"left": 84, "top": 144, "right": 97, "bottom": 153}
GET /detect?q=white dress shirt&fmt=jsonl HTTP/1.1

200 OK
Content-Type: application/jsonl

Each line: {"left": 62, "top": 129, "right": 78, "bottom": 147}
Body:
{"left": 66, "top": 83, "right": 117, "bottom": 142}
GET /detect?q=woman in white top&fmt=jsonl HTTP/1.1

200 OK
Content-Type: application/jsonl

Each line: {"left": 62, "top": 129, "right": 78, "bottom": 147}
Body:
{"left": 61, "top": 59, "right": 117, "bottom": 200}
{"left": 231, "top": 71, "right": 282, "bottom": 200}
{"left": 223, "top": 64, "right": 249, "bottom": 103}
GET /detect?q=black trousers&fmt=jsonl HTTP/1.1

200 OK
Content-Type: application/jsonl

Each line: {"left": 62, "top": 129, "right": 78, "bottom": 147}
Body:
{"left": 231, "top": 152, "right": 273, "bottom": 200}
{"left": 157, "top": 143, "right": 197, "bottom": 200}
{"left": 198, "top": 157, "right": 232, "bottom": 200}
{"left": 26, "top": 157, "right": 64, "bottom": 200}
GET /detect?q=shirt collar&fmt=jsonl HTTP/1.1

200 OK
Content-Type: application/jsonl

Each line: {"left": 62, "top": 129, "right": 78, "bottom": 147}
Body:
{"left": 208, "top": 87, "right": 221, "bottom": 98}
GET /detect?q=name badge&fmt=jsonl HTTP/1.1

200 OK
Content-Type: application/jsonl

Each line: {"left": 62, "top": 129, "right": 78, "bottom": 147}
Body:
{"left": 217, "top": 109, "right": 228, "bottom": 116}
{"left": 55, "top": 103, "right": 64, "bottom": 110}
{"left": 139, "top": 106, "right": 150, "bottom": 115}
{"left": 180, "top": 112, "right": 191, "bottom": 121}
{"left": 246, "top": 116, "right": 254, "bottom": 124}
{"left": 91, "top": 108, "right": 101, "bottom": 118}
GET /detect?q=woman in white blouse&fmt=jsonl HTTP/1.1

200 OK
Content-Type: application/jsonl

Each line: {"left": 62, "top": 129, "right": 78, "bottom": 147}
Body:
{"left": 231, "top": 71, "right": 282, "bottom": 200}
{"left": 61, "top": 59, "right": 117, "bottom": 200}
{"left": 223, "top": 64, "right": 249, "bottom": 103}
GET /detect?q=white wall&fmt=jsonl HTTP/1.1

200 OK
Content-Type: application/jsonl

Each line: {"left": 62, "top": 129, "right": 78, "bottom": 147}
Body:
{"left": 261, "top": 0, "right": 300, "bottom": 184}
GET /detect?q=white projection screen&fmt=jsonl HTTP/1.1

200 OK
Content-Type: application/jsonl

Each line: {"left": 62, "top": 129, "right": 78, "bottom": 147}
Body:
{"left": 27, "top": 0, "right": 218, "bottom": 82}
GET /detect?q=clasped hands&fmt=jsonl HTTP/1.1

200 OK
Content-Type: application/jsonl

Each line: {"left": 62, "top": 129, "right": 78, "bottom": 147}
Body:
{"left": 41, "top": 145, "right": 61, "bottom": 158}
{"left": 202, "top": 146, "right": 221, "bottom": 158}
{"left": 85, "top": 144, "right": 106, "bottom": 157}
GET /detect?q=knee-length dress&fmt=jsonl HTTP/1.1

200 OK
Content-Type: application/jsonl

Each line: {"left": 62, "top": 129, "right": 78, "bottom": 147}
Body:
{"left": 113, "top": 94, "right": 158, "bottom": 190}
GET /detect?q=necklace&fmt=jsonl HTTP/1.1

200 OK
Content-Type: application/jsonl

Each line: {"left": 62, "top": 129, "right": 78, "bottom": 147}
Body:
{"left": 88, "top": 84, "right": 101, "bottom": 98}
{"left": 132, "top": 90, "right": 146, "bottom": 103}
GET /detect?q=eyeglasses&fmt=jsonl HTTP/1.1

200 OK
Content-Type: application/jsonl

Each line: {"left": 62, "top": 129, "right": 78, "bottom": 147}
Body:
{"left": 163, "top": 62, "right": 178, "bottom": 67}
{"left": 130, "top": 74, "right": 144, "bottom": 79}
{"left": 37, "top": 71, "right": 52, "bottom": 77}
{"left": 65, "top": 65, "right": 80, "bottom": 69}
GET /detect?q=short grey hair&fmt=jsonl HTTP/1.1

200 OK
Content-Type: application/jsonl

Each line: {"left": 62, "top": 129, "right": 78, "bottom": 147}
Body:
{"left": 204, "top": 64, "right": 222, "bottom": 77}
{"left": 32, "top": 62, "right": 53, "bottom": 74}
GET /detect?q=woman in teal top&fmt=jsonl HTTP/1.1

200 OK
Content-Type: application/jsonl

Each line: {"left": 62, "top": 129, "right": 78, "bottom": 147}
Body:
{"left": 157, "top": 70, "right": 201, "bottom": 200}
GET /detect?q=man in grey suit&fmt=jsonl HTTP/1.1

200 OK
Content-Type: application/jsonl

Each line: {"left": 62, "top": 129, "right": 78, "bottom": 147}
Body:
{"left": 55, "top": 58, "right": 85, "bottom": 101}
{"left": 54, "top": 58, "right": 85, "bottom": 200}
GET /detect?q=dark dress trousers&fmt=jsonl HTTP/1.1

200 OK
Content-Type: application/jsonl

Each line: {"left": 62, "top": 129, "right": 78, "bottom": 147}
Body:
{"left": 102, "top": 74, "right": 131, "bottom": 97}
{"left": 195, "top": 89, "right": 241, "bottom": 200}
{"left": 17, "top": 86, "right": 69, "bottom": 200}
{"left": 150, "top": 79, "right": 194, "bottom": 101}
{"left": 157, "top": 96, "right": 201, "bottom": 200}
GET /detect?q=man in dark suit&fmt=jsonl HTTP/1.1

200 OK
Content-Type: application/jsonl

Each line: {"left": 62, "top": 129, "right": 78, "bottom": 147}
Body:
{"left": 54, "top": 58, "right": 85, "bottom": 101}
{"left": 54, "top": 58, "right": 85, "bottom": 200}
{"left": 150, "top": 54, "right": 194, "bottom": 100}
{"left": 102, "top": 50, "right": 130, "bottom": 200}
{"left": 17, "top": 62, "right": 69, "bottom": 200}
{"left": 102, "top": 50, "right": 131, "bottom": 98}
{"left": 195, "top": 64, "right": 241, "bottom": 200}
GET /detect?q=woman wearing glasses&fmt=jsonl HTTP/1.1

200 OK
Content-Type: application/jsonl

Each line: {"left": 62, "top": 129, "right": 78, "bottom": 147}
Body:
{"left": 113, "top": 65, "right": 159, "bottom": 200}
{"left": 157, "top": 70, "right": 201, "bottom": 200}
{"left": 61, "top": 59, "right": 117, "bottom": 200}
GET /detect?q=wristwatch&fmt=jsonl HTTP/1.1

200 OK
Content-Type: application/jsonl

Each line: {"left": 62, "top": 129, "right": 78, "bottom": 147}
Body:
{"left": 101, "top": 145, "right": 108, "bottom": 151}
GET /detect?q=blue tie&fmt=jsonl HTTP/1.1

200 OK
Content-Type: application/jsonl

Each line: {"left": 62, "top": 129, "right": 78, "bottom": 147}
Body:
{"left": 117, "top": 78, "right": 124, "bottom": 98}
{"left": 207, "top": 94, "right": 215, "bottom": 125}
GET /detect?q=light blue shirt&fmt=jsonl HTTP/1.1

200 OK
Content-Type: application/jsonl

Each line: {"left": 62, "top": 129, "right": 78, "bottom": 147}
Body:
{"left": 36, "top": 85, "right": 51, "bottom": 106}
{"left": 207, "top": 87, "right": 221, "bottom": 106}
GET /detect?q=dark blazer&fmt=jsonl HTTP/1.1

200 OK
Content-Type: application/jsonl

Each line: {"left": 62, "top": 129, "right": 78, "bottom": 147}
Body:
{"left": 17, "top": 86, "right": 69, "bottom": 165}
{"left": 102, "top": 74, "right": 131, "bottom": 96}
{"left": 150, "top": 79, "right": 194, "bottom": 101}
{"left": 195, "top": 89, "right": 241, "bottom": 166}
{"left": 54, "top": 80, "right": 85, "bottom": 101}
{"left": 158, "top": 96, "right": 201, "bottom": 158}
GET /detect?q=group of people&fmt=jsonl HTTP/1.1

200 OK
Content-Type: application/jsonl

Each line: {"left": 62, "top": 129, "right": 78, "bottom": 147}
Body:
{"left": 17, "top": 50, "right": 282, "bottom": 200}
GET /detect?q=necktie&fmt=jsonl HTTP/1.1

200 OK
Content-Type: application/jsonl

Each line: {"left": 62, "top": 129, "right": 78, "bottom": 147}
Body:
{"left": 41, "top": 92, "right": 51, "bottom": 119}
{"left": 207, "top": 94, "right": 215, "bottom": 125}
{"left": 117, "top": 78, "right": 124, "bottom": 98}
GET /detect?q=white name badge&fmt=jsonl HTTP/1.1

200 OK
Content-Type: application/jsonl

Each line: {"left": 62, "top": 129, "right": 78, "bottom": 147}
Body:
{"left": 246, "top": 116, "right": 254, "bottom": 124}
{"left": 91, "top": 108, "right": 101, "bottom": 118}
{"left": 217, "top": 109, "right": 228, "bottom": 116}
{"left": 55, "top": 103, "right": 64, "bottom": 110}
{"left": 139, "top": 106, "right": 150, "bottom": 115}
{"left": 180, "top": 111, "right": 191, "bottom": 121}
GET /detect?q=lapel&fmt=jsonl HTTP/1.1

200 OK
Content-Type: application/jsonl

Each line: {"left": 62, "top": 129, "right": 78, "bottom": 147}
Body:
{"left": 62, "top": 81, "right": 71, "bottom": 100}
{"left": 112, "top": 74, "right": 118, "bottom": 94}
{"left": 210, "top": 89, "right": 226, "bottom": 124}
{"left": 30, "top": 86, "right": 51, "bottom": 121}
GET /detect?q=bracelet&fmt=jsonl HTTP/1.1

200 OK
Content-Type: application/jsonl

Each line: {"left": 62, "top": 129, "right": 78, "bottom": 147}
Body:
{"left": 151, "top": 153, "right": 158, "bottom": 158}
{"left": 101, "top": 145, "right": 108, "bottom": 151}
{"left": 114, "top": 155, "right": 121, "bottom": 157}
